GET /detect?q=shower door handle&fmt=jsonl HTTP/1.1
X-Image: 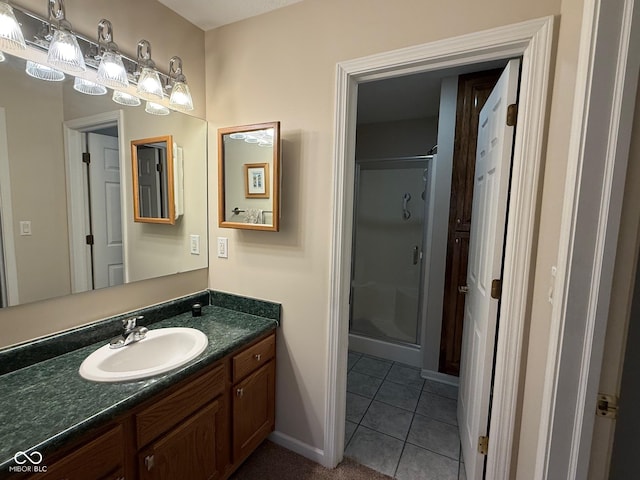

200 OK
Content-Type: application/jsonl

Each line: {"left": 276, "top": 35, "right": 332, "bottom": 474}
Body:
{"left": 412, "top": 246, "right": 420, "bottom": 265}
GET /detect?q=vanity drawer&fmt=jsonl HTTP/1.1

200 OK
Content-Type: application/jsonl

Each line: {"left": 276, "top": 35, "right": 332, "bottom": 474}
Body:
{"left": 29, "top": 424, "right": 124, "bottom": 480}
{"left": 136, "top": 362, "right": 224, "bottom": 448}
{"left": 232, "top": 334, "right": 275, "bottom": 383}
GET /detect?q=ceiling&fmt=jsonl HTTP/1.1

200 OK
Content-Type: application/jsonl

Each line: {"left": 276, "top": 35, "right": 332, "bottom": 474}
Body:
{"left": 157, "top": 1, "right": 510, "bottom": 124}
{"left": 157, "top": 0, "right": 304, "bottom": 31}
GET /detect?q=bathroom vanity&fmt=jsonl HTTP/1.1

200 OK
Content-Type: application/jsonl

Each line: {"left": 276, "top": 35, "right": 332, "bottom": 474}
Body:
{"left": 0, "top": 296, "right": 278, "bottom": 480}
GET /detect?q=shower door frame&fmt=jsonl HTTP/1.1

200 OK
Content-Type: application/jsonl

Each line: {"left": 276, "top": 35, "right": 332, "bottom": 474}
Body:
{"left": 348, "top": 155, "right": 432, "bottom": 349}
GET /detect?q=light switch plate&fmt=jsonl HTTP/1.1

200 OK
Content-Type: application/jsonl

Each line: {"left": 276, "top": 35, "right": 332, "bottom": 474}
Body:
{"left": 19, "top": 221, "right": 31, "bottom": 236}
{"left": 189, "top": 234, "right": 200, "bottom": 255}
{"left": 217, "top": 237, "right": 228, "bottom": 258}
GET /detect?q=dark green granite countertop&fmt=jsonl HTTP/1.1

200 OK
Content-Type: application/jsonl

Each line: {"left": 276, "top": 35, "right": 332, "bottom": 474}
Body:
{"left": 0, "top": 305, "right": 276, "bottom": 474}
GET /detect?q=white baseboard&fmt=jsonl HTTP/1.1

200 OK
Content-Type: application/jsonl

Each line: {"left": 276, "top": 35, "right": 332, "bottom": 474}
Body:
{"left": 268, "top": 430, "right": 328, "bottom": 467}
{"left": 421, "top": 368, "right": 459, "bottom": 387}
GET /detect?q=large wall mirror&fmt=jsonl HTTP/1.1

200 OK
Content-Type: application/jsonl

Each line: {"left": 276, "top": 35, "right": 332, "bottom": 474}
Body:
{"left": 131, "top": 135, "right": 176, "bottom": 224}
{"left": 0, "top": 51, "right": 208, "bottom": 307}
{"left": 218, "top": 122, "right": 281, "bottom": 231}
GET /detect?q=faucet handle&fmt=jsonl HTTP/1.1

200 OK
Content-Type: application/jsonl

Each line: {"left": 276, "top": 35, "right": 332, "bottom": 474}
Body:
{"left": 122, "top": 315, "right": 143, "bottom": 331}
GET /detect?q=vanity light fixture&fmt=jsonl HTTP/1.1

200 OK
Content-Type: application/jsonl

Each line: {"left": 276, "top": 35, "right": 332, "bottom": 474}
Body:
{"left": 112, "top": 90, "right": 141, "bottom": 106}
{"left": 46, "top": 0, "right": 86, "bottom": 73}
{"left": 25, "top": 59, "right": 65, "bottom": 81}
{"left": 135, "top": 40, "right": 163, "bottom": 101}
{"left": 145, "top": 101, "right": 170, "bottom": 116}
{"left": 96, "top": 19, "right": 128, "bottom": 89}
{"left": 0, "top": 1, "right": 26, "bottom": 51}
{"left": 168, "top": 56, "right": 193, "bottom": 112}
{"left": 73, "top": 77, "right": 107, "bottom": 95}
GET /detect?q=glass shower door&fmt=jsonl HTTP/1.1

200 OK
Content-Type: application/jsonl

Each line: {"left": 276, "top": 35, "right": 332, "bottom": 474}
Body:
{"left": 350, "top": 158, "right": 428, "bottom": 345}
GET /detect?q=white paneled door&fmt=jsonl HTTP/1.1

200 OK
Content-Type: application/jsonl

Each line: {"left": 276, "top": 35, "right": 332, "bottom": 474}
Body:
{"left": 458, "top": 58, "right": 520, "bottom": 480}
{"left": 88, "top": 133, "right": 123, "bottom": 289}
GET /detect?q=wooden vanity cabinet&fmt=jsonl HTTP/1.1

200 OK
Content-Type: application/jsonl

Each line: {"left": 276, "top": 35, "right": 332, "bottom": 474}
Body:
{"left": 231, "top": 334, "right": 276, "bottom": 465}
{"left": 20, "top": 330, "right": 275, "bottom": 480}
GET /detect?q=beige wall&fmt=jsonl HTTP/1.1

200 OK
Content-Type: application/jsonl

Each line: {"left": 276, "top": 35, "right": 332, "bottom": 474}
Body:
{"left": 0, "top": 0, "right": 207, "bottom": 348}
{"left": 205, "top": 0, "right": 576, "bottom": 473}
{"left": 0, "top": 66, "right": 71, "bottom": 304}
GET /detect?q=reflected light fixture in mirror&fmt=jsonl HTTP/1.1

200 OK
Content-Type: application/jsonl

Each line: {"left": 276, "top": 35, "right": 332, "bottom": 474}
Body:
{"left": 136, "top": 39, "right": 163, "bottom": 101}
{"left": 96, "top": 19, "right": 128, "bottom": 89}
{"left": 168, "top": 56, "right": 193, "bottom": 112}
{"left": 73, "top": 77, "right": 107, "bottom": 95}
{"left": 25, "top": 60, "right": 65, "bottom": 81}
{"left": 112, "top": 89, "right": 141, "bottom": 106}
{"left": 46, "top": 0, "right": 86, "bottom": 73}
{"left": 145, "top": 101, "right": 169, "bottom": 116}
{"left": 0, "top": 1, "right": 26, "bottom": 51}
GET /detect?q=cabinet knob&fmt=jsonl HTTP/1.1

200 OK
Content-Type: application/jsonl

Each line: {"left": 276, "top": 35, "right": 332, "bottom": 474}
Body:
{"left": 237, "top": 388, "right": 244, "bottom": 397}
{"left": 145, "top": 454, "right": 155, "bottom": 471}
{"left": 255, "top": 354, "right": 261, "bottom": 361}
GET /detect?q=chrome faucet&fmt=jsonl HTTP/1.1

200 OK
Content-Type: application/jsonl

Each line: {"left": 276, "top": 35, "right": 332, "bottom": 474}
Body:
{"left": 109, "top": 316, "right": 148, "bottom": 349}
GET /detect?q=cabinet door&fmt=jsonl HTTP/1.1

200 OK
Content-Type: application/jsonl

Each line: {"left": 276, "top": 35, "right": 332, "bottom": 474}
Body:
{"left": 139, "top": 400, "right": 220, "bottom": 480}
{"left": 232, "top": 361, "right": 275, "bottom": 463}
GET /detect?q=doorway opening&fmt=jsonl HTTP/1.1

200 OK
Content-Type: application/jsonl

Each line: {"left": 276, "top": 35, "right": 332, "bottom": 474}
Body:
{"left": 64, "top": 111, "right": 126, "bottom": 294}
{"left": 344, "top": 58, "right": 516, "bottom": 479}
{"left": 324, "top": 16, "right": 553, "bottom": 480}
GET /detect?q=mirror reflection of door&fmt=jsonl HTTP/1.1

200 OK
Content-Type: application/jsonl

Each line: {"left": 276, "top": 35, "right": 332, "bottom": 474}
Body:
{"left": 137, "top": 144, "right": 167, "bottom": 218}
{"left": 87, "top": 132, "right": 124, "bottom": 289}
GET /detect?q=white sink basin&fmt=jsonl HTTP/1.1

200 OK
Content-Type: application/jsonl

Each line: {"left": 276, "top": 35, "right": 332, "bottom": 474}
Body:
{"left": 79, "top": 327, "right": 208, "bottom": 382}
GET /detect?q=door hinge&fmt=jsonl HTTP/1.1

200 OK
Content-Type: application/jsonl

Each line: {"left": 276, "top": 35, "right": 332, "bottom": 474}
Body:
{"left": 491, "top": 279, "right": 502, "bottom": 300}
{"left": 596, "top": 393, "right": 618, "bottom": 419}
{"left": 156, "top": 162, "right": 163, "bottom": 172}
{"left": 506, "top": 103, "right": 518, "bottom": 126}
{"left": 82, "top": 152, "right": 91, "bottom": 164}
{"left": 478, "top": 435, "right": 489, "bottom": 455}
{"left": 458, "top": 285, "right": 469, "bottom": 294}
{"left": 85, "top": 234, "right": 94, "bottom": 246}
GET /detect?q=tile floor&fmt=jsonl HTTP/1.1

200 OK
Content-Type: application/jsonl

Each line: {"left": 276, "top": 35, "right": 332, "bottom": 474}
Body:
{"left": 345, "top": 351, "right": 466, "bottom": 480}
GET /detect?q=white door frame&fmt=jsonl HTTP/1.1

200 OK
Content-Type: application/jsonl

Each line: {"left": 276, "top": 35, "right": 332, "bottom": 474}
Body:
{"left": 325, "top": 16, "right": 554, "bottom": 479}
{"left": 0, "top": 108, "right": 19, "bottom": 306}
{"left": 63, "top": 110, "right": 127, "bottom": 293}
{"left": 535, "top": 0, "right": 640, "bottom": 478}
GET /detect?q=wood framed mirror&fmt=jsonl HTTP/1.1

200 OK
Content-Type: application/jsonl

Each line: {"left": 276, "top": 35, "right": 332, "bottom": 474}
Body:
{"left": 131, "top": 135, "right": 176, "bottom": 225}
{"left": 218, "top": 122, "right": 280, "bottom": 231}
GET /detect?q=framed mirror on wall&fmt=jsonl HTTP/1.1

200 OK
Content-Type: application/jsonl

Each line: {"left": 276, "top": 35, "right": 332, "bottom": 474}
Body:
{"left": 218, "top": 121, "right": 281, "bottom": 231}
{"left": 131, "top": 135, "right": 176, "bottom": 224}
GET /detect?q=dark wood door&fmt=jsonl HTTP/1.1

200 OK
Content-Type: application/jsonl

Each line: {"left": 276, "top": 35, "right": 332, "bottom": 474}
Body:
{"left": 232, "top": 361, "right": 276, "bottom": 463}
{"left": 138, "top": 400, "right": 221, "bottom": 480}
{"left": 439, "top": 69, "right": 502, "bottom": 376}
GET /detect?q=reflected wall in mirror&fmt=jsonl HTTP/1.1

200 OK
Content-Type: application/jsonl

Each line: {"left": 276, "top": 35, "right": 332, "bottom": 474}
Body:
{"left": 131, "top": 135, "right": 176, "bottom": 224}
{"left": 218, "top": 122, "right": 280, "bottom": 231}
{"left": 0, "top": 52, "right": 208, "bottom": 308}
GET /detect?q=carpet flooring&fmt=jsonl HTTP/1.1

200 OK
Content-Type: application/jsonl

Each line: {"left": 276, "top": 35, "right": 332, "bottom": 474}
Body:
{"left": 229, "top": 440, "right": 393, "bottom": 479}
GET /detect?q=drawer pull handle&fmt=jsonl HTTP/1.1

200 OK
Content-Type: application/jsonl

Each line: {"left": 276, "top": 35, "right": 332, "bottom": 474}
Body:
{"left": 255, "top": 354, "right": 262, "bottom": 361}
{"left": 237, "top": 388, "right": 244, "bottom": 397}
{"left": 145, "top": 454, "right": 155, "bottom": 471}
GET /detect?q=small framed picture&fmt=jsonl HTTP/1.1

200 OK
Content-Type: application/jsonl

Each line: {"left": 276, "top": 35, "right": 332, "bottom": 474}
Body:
{"left": 244, "top": 163, "right": 270, "bottom": 198}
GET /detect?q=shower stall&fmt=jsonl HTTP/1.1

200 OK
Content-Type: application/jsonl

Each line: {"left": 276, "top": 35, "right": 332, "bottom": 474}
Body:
{"left": 349, "top": 155, "right": 433, "bottom": 367}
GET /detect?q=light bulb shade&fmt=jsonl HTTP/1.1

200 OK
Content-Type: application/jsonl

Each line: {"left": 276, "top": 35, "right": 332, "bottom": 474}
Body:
{"left": 97, "top": 51, "right": 128, "bottom": 88}
{"left": 47, "top": 28, "right": 86, "bottom": 72}
{"left": 136, "top": 67, "right": 163, "bottom": 101}
{"left": 112, "top": 90, "right": 141, "bottom": 106}
{"left": 25, "top": 60, "right": 65, "bottom": 81}
{"left": 145, "top": 101, "right": 169, "bottom": 116}
{"left": 73, "top": 77, "right": 107, "bottom": 96}
{"left": 0, "top": 2, "right": 26, "bottom": 51}
{"left": 169, "top": 81, "right": 194, "bottom": 111}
